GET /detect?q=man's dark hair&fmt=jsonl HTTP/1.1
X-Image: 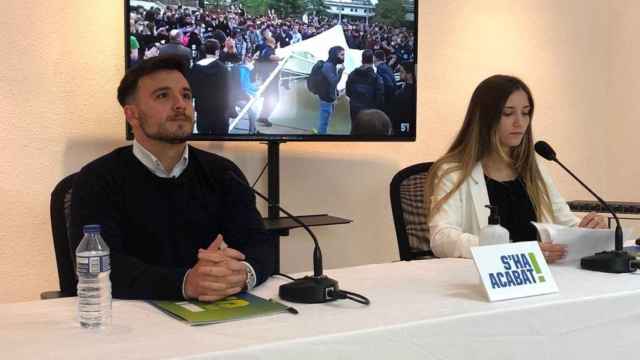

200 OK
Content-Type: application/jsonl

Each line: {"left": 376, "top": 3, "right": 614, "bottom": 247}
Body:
{"left": 328, "top": 45, "right": 344, "bottom": 57}
{"left": 328, "top": 45, "right": 344, "bottom": 64}
{"left": 212, "top": 29, "right": 227, "bottom": 45}
{"left": 117, "top": 55, "right": 189, "bottom": 107}
{"left": 362, "top": 49, "right": 374, "bottom": 65}
{"left": 202, "top": 39, "right": 220, "bottom": 55}
{"left": 351, "top": 109, "right": 391, "bottom": 136}
{"left": 374, "top": 50, "right": 386, "bottom": 62}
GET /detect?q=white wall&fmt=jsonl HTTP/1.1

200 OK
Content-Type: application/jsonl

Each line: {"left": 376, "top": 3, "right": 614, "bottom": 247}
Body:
{"left": 1, "top": 0, "right": 637, "bottom": 303}
{"left": 606, "top": 0, "right": 640, "bottom": 201}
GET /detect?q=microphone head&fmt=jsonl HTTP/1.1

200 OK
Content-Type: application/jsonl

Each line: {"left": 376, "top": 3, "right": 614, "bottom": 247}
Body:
{"left": 534, "top": 141, "right": 557, "bottom": 161}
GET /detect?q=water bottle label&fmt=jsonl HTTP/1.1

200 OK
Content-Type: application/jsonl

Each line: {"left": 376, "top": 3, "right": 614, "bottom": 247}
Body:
{"left": 77, "top": 255, "right": 110, "bottom": 274}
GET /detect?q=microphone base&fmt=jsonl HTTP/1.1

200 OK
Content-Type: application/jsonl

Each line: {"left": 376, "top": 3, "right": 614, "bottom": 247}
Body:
{"left": 580, "top": 251, "right": 635, "bottom": 273}
{"left": 279, "top": 275, "right": 339, "bottom": 303}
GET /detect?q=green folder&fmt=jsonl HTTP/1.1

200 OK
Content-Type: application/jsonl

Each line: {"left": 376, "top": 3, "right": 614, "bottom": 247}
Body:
{"left": 150, "top": 292, "right": 291, "bottom": 326}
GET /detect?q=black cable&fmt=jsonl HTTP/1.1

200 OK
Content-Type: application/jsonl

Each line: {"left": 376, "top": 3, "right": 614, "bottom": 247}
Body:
{"left": 251, "top": 161, "right": 268, "bottom": 189}
{"left": 340, "top": 290, "right": 371, "bottom": 305}
{"left": 327, "top": 289, "right": 371, "bottom": 305}
{"left": 274, "top": 272, "right": 297, "bottom": 281}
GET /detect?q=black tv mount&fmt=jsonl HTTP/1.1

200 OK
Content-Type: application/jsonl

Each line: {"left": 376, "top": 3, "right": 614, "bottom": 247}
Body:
{"left": 261, "top": 141, "right": 352, "bottom": 272}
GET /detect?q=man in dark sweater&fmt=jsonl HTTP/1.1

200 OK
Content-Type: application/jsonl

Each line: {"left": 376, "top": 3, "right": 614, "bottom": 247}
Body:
{"left": 346, "top": 50, "right": 384, "bottom": 124}
{"left": 70, "top": 55, "right": 274, "bottom": 301}
{"left": 188, "top": 39, "right": 231, "bottom": 135}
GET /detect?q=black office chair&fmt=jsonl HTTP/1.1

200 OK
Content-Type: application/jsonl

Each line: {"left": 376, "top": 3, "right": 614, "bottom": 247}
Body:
{"left": 390, "top": 162, "right": 435, "bottom": 261}
{"left": 41, "top": 173, "right": 78, "bottom": 299}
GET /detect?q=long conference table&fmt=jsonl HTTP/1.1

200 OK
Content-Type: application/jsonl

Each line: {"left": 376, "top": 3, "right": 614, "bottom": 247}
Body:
{"left": 2, "top": 258, "right": 640, "bottom": 359}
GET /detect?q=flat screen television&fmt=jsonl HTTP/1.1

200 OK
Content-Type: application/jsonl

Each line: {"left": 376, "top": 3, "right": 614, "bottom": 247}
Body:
{"left": 125, "top": 0, "right": 417, "bottom": 141}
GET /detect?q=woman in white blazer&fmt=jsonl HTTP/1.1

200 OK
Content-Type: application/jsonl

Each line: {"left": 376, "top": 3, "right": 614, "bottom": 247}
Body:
{"left": 424, "top": 75, "right": 606, "bottom": 263}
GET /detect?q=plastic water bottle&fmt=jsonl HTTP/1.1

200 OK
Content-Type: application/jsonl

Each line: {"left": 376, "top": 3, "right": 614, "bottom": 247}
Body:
{"left": 479, "top": 205, "right": 510, "bottom": 246}
{"left": 76, "top": 224, "right": 111, "bottom": 329}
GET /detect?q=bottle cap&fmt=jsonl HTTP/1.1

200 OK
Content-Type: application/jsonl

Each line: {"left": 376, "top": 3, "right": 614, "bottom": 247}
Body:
{"left": 485, "top": 205, "right": 500, "bottom": 225}
{"left": 83, "top": 224, "right": 101, "bottom": 234}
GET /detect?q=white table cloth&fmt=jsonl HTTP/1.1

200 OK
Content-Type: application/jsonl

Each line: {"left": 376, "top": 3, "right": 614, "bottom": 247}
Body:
{"left": 2, "top": 259, "right": 640, "bottom": 359}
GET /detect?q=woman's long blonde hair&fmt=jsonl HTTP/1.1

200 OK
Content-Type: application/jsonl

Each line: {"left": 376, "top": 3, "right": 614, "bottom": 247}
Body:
{"left": 424, "top": 75, "right": 553, "bottom": 223}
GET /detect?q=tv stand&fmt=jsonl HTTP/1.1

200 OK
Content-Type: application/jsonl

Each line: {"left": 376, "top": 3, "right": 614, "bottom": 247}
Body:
{"left": 262, "top": 141, "right": 352, "bottom": 272}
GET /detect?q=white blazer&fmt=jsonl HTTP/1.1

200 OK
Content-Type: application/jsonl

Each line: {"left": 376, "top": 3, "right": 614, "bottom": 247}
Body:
{"left": 428, "top": 161, "right": 579, "bottom": 259}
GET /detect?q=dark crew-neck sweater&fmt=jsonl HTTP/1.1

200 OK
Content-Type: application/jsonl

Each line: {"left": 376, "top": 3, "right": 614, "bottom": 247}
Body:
{"left": 485, "top": 176, "right": 538, "bottom": 242}
{"left": 70, "top": 145, "right": 274, "bottom": 300}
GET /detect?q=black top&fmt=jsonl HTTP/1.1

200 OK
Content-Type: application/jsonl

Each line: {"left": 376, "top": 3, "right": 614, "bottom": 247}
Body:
{"left": 345, "top": 66, "right": 385, "bottom": 118}
{"left": 485, "top": 176, "right": 538, "bottom": 242}
{"left": 188, "top": 59, "right": 230, "bottom": 135}
{"left": 390, "top": 83, "right": 416, "bottom": 135}
{"left": 70, "top": 145, "right": 274, "bottom": 300}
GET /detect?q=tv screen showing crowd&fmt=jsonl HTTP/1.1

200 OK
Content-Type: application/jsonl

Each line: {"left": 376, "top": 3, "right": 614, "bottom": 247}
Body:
{"left": 128, "top": 1, "right": 417, "bottom": 137}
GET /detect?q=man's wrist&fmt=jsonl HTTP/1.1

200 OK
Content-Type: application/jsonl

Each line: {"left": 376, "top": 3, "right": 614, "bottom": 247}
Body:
{"left": 182, "top": 268, "right": 192, "bottom": 300}
{"left": 243, "top": 261, "right": 257, "bottom": 290}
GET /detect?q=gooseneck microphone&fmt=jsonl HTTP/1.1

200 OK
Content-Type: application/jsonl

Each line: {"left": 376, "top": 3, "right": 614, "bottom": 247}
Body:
{"left": 534, "top": 141, "right": 624, "bottom": 251}
{"left": 226, "top": 171, "right": 370, "bottom": 304}
{"left": 534, "top": 141, "right": 634, "bottom": 273}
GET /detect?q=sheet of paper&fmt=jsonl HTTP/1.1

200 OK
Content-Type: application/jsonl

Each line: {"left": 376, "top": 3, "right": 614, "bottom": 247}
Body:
{"left": 532, "top": 223, "right": 614, "bottom": 263}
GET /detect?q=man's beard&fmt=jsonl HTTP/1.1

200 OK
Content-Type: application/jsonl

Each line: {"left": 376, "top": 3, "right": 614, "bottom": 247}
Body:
{"left": 138, "top": 111, "right": 194, "bottom": 144}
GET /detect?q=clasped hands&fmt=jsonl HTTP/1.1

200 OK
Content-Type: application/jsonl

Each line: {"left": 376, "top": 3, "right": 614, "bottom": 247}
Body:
{"left": 540, "top": 211, "right": 607, "bottom": 264}
{"left": 184, "top": 235, "right": 248, "bottom": 302}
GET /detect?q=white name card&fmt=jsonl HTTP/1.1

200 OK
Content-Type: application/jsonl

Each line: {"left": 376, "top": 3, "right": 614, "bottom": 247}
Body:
{"left": 470, "top": 241, "right": 559, "bottom": 302}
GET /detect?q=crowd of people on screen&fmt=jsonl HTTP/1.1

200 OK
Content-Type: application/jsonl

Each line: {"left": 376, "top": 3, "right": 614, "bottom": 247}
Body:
{"left": 128, "top": 4, "right": 416, "bottom": 135}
